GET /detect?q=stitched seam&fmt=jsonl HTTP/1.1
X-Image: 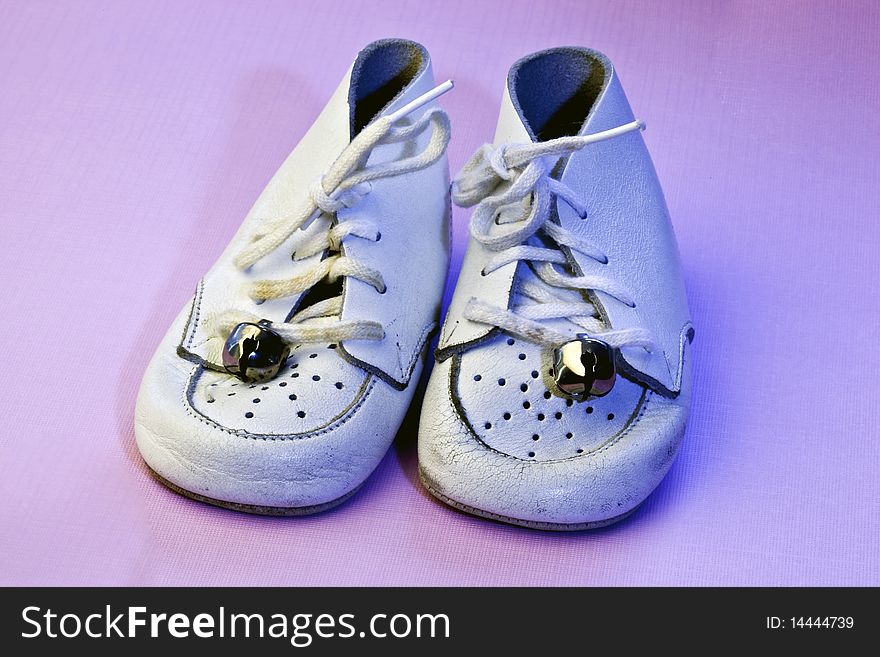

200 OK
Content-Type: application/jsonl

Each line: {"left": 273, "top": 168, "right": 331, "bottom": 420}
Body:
{"left": 182, "top": 365, "right": 377, "bottom": 442}
{"left": 435, "top": 326, "right": 502, "bottom": 362}
{"left": 179, "top": 278, "right": 219, "bottom": 351}
{"left": 673, "top": 320, "right": 694, "bottom": 392}
{"left": 403, "top": 320, "right": 436, "bottom": 377}
{"left": 339, "top": 319, "right": 436, "bottom": 390}
{"left": 187, "top": 279, "right": 204, "bottom": 347}
{"left": 178, "top": 280, "right": 204, "bottom": 350}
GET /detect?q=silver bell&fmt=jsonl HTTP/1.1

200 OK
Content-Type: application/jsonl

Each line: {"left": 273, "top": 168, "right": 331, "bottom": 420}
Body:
{"left": 551, "top": 336, "right": 616, "bottom": 401}
{"left": 222, "top": 321, "right": 290, "bottom": 383}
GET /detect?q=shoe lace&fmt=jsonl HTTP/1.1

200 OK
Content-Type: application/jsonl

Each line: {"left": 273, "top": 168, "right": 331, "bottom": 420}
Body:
{"left": 452, "top": 119, "right": 655, "bottom": 351}
{"left": 209, "top": 82, "right": 453, "bottom": 347}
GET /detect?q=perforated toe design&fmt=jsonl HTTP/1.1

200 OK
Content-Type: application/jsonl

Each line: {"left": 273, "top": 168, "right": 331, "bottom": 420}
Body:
{"left": 189, "top": 343, "right": 370, "bottom": 435}
{"left": 454, "top": 334, "right": 646, "bottom": 461}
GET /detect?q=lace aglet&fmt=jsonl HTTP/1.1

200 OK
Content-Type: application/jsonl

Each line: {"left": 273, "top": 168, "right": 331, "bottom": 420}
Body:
{"left": 580, "top": 119, "right": 646, "bottom": 146}
{"left": 387, "top": 80, "right": 454, "bottom": 123}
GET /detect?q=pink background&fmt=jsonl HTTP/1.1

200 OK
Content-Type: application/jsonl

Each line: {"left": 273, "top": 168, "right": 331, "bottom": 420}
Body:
{"left": 1, "top": 0, "right": 878, "bottom": 586}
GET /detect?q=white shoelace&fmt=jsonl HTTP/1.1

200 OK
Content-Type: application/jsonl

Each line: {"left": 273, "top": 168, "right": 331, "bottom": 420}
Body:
{"left": 209, "top": 82, "right": 453, "bottom": 348}
{"left": 452, "top": 119, "right": 655, "bottom": 351}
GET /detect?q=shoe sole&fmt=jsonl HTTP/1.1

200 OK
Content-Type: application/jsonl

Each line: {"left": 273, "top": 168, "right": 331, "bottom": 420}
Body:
{"left": 419, "top": 466, "right": 639, "bottom": 531}
{"left": 147, "top": 466, "right": 361, "bottom": 516}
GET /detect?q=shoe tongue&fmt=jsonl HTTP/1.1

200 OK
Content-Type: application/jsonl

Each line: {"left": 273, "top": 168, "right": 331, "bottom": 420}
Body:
{"left": 503, "top": 51, "right": 614, "bottom": 335}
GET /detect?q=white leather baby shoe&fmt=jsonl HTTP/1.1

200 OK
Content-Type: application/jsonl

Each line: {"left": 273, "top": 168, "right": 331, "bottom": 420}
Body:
{"left": 418, "top": 47, "right": 693, "bottom": 530}
{"left": 136, "top": 39, "right": 452, "bottom": 514}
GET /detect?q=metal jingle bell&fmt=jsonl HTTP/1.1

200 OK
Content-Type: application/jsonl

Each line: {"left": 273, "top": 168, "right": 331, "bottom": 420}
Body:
{"left": 551, "top": 335, "right": 616, "bottom": 401}
{"left": 222, "top": 320, "right": 290, "bottom": 383}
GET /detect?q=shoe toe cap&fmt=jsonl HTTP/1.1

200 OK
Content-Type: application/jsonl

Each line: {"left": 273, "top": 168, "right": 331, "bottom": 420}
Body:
{"left": 452, "top": 336, "right": 646, "bottom": 461}
{"left": 419, "top": 347, "right": 691, "bottom": 527}
{"left": 135, "top": 309, "right": 406, "bottom": 509}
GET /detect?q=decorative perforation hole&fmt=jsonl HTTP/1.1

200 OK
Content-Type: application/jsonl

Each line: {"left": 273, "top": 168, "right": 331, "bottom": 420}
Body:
{"left": 245, "top": 412, "right": 254, "bottom": 419}
{"left": 532, "top": 434, "right": 539, "bottom": 441}
{"left": 607, "top": 413, "right": 615, "bottom": 421}
{"left": 528, "top": 451, "right": 535, "bottom": 458}
{"left": 455, "top": 334, "right": 644, "bottom": 462}
{"left": 197, "top": 343, "right": 368, "bottom": 434}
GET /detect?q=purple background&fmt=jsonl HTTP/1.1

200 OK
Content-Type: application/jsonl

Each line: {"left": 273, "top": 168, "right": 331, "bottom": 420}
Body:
{"left": 1, "top": 0, "right": 878, "bottom": 586}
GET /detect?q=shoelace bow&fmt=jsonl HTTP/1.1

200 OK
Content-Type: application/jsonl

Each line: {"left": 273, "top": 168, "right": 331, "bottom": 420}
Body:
{"left": 452, "top": 119, "right": 655, "bottom": 352}
{"left": 209, "top": 84, "right": 453, "bottom": 348}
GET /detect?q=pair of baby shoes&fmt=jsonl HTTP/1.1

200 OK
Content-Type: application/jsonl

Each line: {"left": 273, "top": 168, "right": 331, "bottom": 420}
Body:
{"left": 135, "top": 38, "right": 693, "bottom": 530}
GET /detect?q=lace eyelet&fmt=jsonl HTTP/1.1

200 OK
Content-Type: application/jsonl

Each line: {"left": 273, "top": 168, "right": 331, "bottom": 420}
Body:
{"left": 479, "top": 269, "right": 487, "bottom": 277}
{"left": 375, "top": 232, "right": 382, "bottom": 242}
